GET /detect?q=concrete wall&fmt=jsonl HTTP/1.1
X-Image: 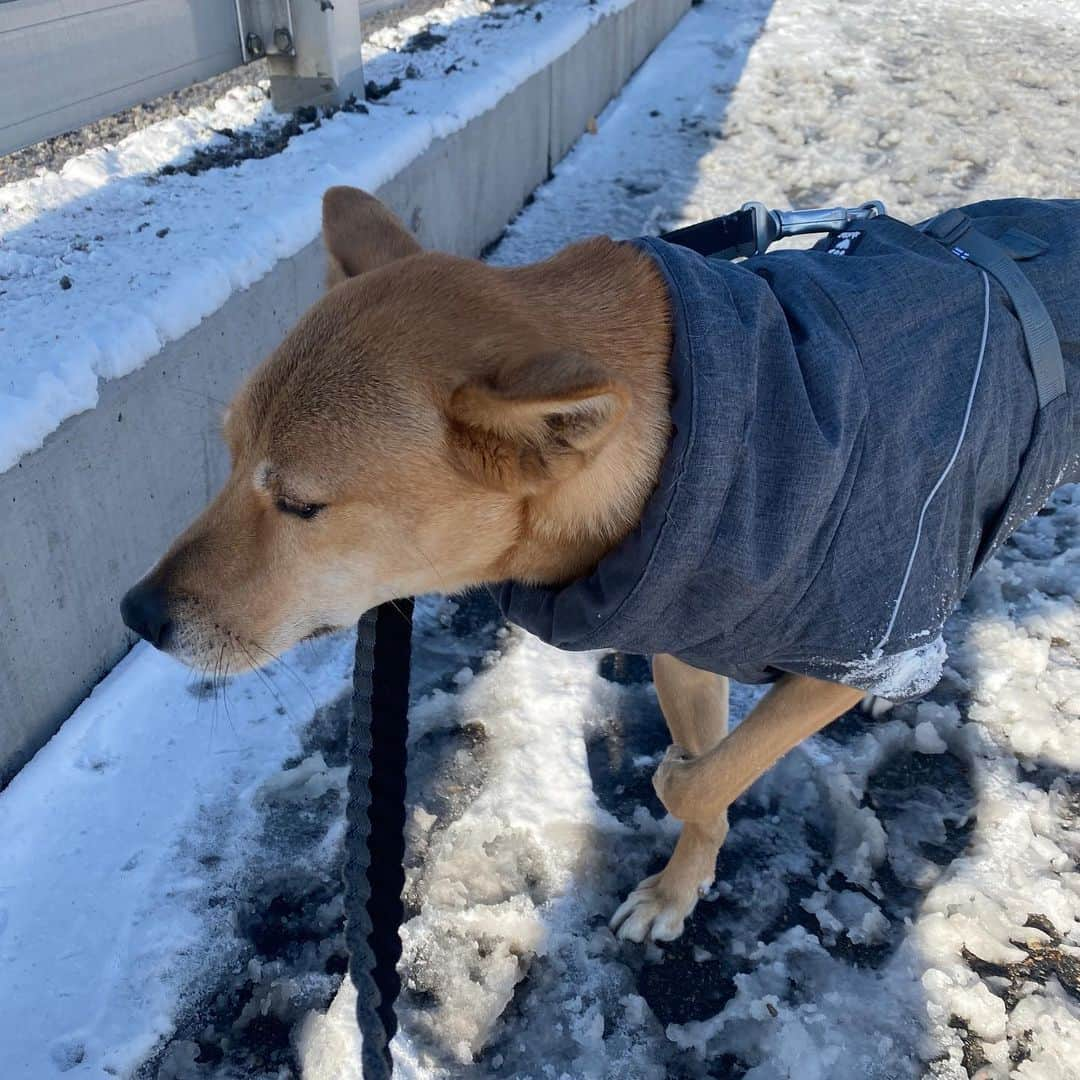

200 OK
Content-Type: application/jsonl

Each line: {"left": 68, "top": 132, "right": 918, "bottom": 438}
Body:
{"left": 0, "top": 0, "right": 691, "bottom": 788}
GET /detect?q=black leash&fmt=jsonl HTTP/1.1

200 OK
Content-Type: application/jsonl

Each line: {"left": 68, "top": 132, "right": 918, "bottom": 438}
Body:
{"left": 660, "top": 205, "right": 762, "bottom": 258}
{"left": 346, "top": 600, "right": 413, "bottom": 1078}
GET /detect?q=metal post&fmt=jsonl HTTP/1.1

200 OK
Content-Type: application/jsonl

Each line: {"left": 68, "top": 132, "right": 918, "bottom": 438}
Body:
{"left": 236, "top": 0, "right": 365, "bottom": 113}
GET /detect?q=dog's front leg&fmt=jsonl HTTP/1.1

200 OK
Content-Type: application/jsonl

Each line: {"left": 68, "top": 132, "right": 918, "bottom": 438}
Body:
{"left": 610, "top": 654, "right": 730, "bottom": 943}
{"left": 653, "top": 674, "right": 863, "bottom": 829}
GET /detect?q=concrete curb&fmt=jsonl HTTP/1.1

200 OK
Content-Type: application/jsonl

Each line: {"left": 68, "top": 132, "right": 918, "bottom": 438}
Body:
{"left": 0, "top": 0, "right": 691, "bottom": 787}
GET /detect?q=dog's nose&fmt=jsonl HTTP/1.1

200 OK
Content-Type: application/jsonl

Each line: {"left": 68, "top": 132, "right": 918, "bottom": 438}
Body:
{"left": 120, "top": 581, "right": 174, "bottom": 650}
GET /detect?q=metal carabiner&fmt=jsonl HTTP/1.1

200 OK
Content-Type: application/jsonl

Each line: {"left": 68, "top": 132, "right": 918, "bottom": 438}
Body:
{"left": 741, "top": 200, "right": 887, "bottom": 255}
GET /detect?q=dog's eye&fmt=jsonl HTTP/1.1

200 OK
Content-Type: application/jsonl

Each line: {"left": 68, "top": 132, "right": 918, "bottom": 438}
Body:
{"left": 275, "top": 498, "right": 325, "bottom": 520}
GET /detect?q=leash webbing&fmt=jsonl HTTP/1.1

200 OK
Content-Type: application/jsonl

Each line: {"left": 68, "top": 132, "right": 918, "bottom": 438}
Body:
{"left": 660, "top": 206, "right": 759, "bottom": 258}
{"left": 347, "top": 599, "right": 414, "bottom": 1078}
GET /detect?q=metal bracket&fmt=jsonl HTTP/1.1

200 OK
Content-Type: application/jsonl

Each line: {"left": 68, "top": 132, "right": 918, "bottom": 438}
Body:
{"left": 234, "top": 0, "right": 364, "bottom": 112}
{"left": 235, "top": 0, "right": 297, "bottom": 62}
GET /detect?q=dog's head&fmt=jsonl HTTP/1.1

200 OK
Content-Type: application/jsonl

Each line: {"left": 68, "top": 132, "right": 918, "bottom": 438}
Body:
{"left": 120, "top": 187, "right": 667, "bottom": 672}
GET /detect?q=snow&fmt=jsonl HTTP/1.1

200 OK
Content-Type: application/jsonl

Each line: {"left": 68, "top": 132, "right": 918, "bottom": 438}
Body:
{"left": 3, "top": 0, "right": 1080, "bottom": 1076}
{"left": 914, "top": 716, "right": 949, "bottom": 755}
{"left": 836, "top": 637, "right": 950, "bottom": 702}
{"left": 0, "top": 633, "right": 356, "bottom": 1078}
{"left": 0, "top": 0, "right": 637, "bottom": 475}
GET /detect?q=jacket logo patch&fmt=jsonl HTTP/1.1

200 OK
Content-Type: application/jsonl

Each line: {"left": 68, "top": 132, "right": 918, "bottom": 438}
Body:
{"left": 825, "top": 230, "right": 863, "bottom": 256}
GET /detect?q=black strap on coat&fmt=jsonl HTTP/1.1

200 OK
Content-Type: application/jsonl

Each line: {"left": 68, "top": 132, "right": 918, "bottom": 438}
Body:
{"left": 347, "top": 599, "right": 413, "bottom": 1078}
{"left": 921, "top": 208, "right": 1066, "bottom": 409}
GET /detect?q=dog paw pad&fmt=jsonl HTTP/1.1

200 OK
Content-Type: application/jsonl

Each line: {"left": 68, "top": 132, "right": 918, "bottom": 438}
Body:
{"left": 609, "top": 876, "right": 698, "bottom": 944}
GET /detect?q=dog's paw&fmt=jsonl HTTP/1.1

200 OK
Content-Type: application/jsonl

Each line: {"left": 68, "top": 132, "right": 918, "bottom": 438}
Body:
{"left": 859, "top": 693, "right": 895, "bottom": 719}
{"left": 609, "top": 868, "right": 711, "bottom": 944}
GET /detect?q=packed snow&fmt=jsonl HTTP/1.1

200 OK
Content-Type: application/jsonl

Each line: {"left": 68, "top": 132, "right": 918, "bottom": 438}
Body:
{"left": 0, "top": 0, "right": 639, "bottom": 475}
{"left": 0, "top": 633, "right": 357, "bottom": 1078}
{"left": 2, "top": 0, "right": 1079, "bottom": 1077}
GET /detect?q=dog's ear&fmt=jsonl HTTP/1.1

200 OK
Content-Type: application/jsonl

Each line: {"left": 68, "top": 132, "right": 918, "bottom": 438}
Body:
{"left": 447, "top": 353, "right": 628, "bottom": 492}
{"left": 322, "top": 186, "right": 422, "bottom": 286}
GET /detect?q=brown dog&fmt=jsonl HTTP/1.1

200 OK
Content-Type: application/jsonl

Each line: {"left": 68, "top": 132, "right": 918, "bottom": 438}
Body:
{"left": 121, "top": 187, "right": 862, "bottom": 943}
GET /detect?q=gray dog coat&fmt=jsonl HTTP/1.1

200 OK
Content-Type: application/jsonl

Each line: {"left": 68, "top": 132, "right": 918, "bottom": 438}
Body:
{"left": 500, "top": 199, "right": 1079, "bottom": 700}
